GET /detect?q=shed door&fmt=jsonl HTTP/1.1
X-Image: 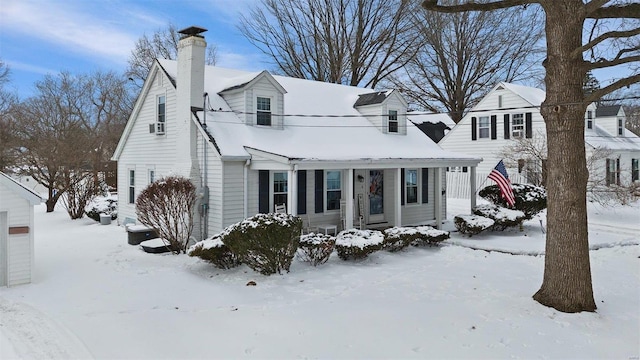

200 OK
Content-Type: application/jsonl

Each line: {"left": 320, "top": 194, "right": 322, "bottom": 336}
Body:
{"left": 0, "top": 212, "right": 7, "bottom": 287}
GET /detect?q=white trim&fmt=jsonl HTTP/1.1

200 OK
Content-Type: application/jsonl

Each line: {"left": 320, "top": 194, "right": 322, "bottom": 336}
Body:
{"left": 324, "top": 170, "right": 342, "bottom": 213}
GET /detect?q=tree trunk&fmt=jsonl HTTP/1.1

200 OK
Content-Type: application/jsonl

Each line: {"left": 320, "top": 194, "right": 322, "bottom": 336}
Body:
{"left": 533, "top": 0, "right": 596, "bottom": 313}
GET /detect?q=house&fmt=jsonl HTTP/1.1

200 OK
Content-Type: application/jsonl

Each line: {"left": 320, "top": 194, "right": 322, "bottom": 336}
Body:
{"left": 0, "top": 171, "right": 41, "bottom": 286}
{"left": 439, "top": 82, "right": 640, "bottom": 195}
{"left": 410, "top": 113, "right": 455, "bottom": 143}
{"left": 111, "top": 26, "right": 481, "bottom": 239}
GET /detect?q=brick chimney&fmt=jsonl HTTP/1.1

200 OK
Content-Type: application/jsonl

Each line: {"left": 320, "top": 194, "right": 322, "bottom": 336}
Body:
{"left": 175, "top": 26, "right": 206, "bottom": 180}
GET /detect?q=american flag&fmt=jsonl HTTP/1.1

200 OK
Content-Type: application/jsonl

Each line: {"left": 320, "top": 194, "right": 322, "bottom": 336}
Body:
{"left": 488, "top": 160, "right": 516, "bottom": 207}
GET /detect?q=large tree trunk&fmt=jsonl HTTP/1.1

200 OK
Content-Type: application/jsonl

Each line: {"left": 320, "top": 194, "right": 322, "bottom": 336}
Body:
{"left": 533, "top": 0, "right": 596, "bottom": 313}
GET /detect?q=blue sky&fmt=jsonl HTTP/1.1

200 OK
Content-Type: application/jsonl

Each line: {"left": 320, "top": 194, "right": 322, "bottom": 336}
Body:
{"left": 0, "top": 0, "right": 263, "bottom": 98}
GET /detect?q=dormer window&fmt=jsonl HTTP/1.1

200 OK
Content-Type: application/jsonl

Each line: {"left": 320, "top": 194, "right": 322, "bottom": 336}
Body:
{"left": 587, "top": 110, "right": 593, "bottom": 129}
{"left": 156, "top": 95, "right": 166, "bottom": 135}
{"left": 618, "top": 118, "right": 623, "bottom": 135}
{"left": 388, "top": 110, "right": 398, "bottom": 133}
{"left": 257, "top": 96, "right": 272, "bottom": 126}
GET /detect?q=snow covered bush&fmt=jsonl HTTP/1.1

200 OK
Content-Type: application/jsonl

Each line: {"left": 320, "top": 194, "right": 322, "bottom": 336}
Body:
{"left": 222, "top": 213, "right": 302, "bottom": 275}
{"left": 383, "top": 226, "right": 450, "bottom": 251}
{"left": 478, "top": 184, "right": 547, "bottom": 219}
{"left": 135, "top": 176, "right": 197, "bottom": 254}
{"left": 454, "top": 215, "right": 495, "bottom": 237}
{"left": 298, "top": 232, "right": 336, "bottom": 266}
{"left": 472, "top": 204, "right": 526, "bottom": 231}
{"left": 85, "top": 194, "right": 118, "bottom": 222}
{"left": 188, "top": 235, "right": 241, "bottom": 269}
{"left": 335, "top": 229, "right": 384, "bottom": 260}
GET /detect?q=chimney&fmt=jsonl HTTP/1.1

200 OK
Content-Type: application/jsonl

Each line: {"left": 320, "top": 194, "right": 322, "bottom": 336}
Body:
{"left": 175, "top": 26, "right": 207, "bottom": 180}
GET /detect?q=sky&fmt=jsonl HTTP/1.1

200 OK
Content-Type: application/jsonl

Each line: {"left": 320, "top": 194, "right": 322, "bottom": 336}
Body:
{"left": 0, "top": 0, "right": 264, "bottom": 98}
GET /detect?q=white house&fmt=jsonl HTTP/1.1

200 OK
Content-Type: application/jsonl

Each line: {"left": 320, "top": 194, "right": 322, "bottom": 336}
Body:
{"left": 112, "top": 26, "right": 481, "bottom": 239}
{"left": 0, "top": 171, "right": 41, "bottom": 287}
{"left": 439, "top": 82, "right": 640, "bottom": 194}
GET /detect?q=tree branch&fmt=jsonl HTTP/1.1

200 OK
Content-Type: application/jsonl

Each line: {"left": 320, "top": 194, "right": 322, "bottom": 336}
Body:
{"left": 586, "top": 55, "right": 640, "bottom": 70}
{"left": 588, "top": 3, "right": 640, "bottom": 19}
{"left": 422, "top": 0, "right": 533, "bottom": 12}
{"left": 584, "top": 73, "right": 640, "bottom": 103}
{"left": 573, "top": 28, "right": 640, "bottom": 58}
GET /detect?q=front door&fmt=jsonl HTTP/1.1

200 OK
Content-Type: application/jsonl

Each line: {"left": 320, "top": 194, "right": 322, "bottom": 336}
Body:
{"left": 368, "top": 170, "right": 385, "bottom": 223}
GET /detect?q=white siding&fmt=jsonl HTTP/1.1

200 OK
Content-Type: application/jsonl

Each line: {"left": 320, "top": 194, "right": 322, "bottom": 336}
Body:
{"left": 0, "top": 182, "right": 35, "bottom": 286}
{"left": 222, "top": 162, "right": 246, "bottom": 228}
{"left": 356, "top": 104, "right": 385, "bottom": 133}
{"left": 384, "top": 93, "right": 408, "bottom": 136}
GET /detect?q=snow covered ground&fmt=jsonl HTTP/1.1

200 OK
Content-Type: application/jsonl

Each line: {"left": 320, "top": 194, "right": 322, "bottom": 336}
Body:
{"left": 0, "top": 199, "right": 638, "bottom": 359}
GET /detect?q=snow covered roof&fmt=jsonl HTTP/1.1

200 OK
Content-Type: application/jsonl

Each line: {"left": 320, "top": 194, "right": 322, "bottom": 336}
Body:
{"left": 585, "top": 124, "right": 640, "bottom": 151}
{"left": 0, "top": 172, "right": 42, "bottom": 205}
{"left": 158, "top": 60, "right": 480, "bottom": 165}
{"left": 500, "top": 82, "right": 546, "bottom": 106}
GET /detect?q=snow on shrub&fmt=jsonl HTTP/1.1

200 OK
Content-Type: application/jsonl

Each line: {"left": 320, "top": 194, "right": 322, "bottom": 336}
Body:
{"left": 454, "top": 215, "right": 495, "bottom": 237}
{"left": 478, "top": 183, "right": 547, "bottom": 219}
{"left": 335, "top": 229, "right": 384, "bottom": 260}
{"left": 85, "top": 194, "right": 118, "bottom": 222}
{"left": 383, "top": 226, "right": 450, "bottom": 251}
{"left": 472, "top": 204, "right": 526, "bottom": 231}
{"left": 222, "top": 213, "right": 302, "bottom": 275}
{"left": 297, "top": 232, "right": 336, "bottom": 266}
{"left": 188, "top": 235, "right": 241, "bottom": 269}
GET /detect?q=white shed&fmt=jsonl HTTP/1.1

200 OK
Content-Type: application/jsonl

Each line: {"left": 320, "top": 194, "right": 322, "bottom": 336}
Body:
{"left": 0, "top": 172, "right": 41, "bottom": 286}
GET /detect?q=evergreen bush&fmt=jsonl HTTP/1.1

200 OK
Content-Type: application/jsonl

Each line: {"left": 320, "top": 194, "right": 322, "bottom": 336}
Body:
{"left": 454, "top": 215, "right": 494, "bottom": 237}
{"left": 472, "top": 204, "right": 526, "bottom": 231}
{"left": 383, "top": 226, "right": 451, "bottom": 251}
{"left": 298, "top": 232, "right": 336, "bottom": 266}
{"left": 335, "top": 229, "right": 384, "bottom": 260}
{"left": 222, "top": 213, "right": 302, "bottom": 275}
{"left": 188, "top": 235, "right": 241, "bottom": 269}
{"left": 478, "top": 183, "right": 547, "bottom": 219}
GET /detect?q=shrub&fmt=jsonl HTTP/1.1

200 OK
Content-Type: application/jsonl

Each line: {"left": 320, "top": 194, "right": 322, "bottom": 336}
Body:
{"left": 472, "top": 204, "right": 526, "bottom": 231}
{"left": 85, "top": 194, "right": 118, "bottom": 221}
{"left": 383, "top": 226, "right": 451, "bottom": 251}
{"left": 188, "top": 235, "right": 241, "bottom": 269}
{"left": 135, "top": 176, "right": 197, "bottom": 254}
{"left": 454, "top": 215, "right": 494, "bottom": 237}
{"left": 298, "top": 232, "right": 336, "bottom": 266}
{"left": 335, "top": 229, "right": 384, "bottom": 260}
{"left": 478, "top": 183, "right": 547, "bottom": 219}
{"left": 222, "top": 213, "right": 302, "bottom": 275}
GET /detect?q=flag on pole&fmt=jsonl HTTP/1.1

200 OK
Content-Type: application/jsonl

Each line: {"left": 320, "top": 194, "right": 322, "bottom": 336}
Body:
{"left": 488, "top": 160, "right": 516, "bottom": 207}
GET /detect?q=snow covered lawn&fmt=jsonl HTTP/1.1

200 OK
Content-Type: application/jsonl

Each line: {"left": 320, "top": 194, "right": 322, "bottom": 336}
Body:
{"left": 1, "top": 199, "right": 638, "bottom": 359}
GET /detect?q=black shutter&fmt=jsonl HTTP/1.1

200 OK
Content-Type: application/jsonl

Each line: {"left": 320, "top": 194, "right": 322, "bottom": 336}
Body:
{"left": 421, "top": 168, "right": 429, "bottom": 203}
{"left": 258, "top": 170, "right": 269, "bottom": 213}
{"left": 314, "top": 170, "right": 324, "bottom": 213}
{"left": 606, "top": 159, "right": 611, "bottom": 186}
{"left": 525, "top": 112, "right": 533, "bottom": 138}
{"left": 490, "top": 115, "right": 497, "bottom": 139}
{"left": 504, "top": 114, "right": 510, "bottom": 139}
{"left": 297, "top": 170, "right": 306, "bottom": 215}
{"left": 401, "top": 169, "right": 405, "bottom": 206}
{"left": 471, "top": 117, "right": 477, "bottom": 140}
{"left": 616, "top": 158, "right": 621, "bottom": 185}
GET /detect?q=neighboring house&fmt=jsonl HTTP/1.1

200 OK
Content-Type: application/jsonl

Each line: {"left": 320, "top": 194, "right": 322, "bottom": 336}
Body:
{"left": 111, "top": 26, "right": 481, "bottom": 239}
{"left": 0, "top": 171, "right": 41, "bottom": 287}
{"left": 439, "top": 82, "right": 640, "bottom": 195}
{"left": 411, "top": 113, "right": 455, "bottom": 143}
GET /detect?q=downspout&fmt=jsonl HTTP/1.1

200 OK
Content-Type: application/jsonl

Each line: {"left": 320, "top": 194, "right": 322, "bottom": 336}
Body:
{"left": 201, "top": 93, "right": 209, "bottom": 239}
{"left": 244, "top": 159, "right": 251, "bottom": 219}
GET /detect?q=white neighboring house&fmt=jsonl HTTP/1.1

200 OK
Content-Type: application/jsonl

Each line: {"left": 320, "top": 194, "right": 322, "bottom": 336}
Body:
{"left": 111, "top": 26, "right": 481, "bottom": 239}
{"left": 439, "top": 82, "right": 640, "bottom": 196}
{"left": 0, "top": 171, "right": 41, "bottom": 287}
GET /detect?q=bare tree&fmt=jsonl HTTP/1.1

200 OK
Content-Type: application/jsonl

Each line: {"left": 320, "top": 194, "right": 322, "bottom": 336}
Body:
{"left": 239, "top": 0, "right": 418, "bottom": 88}
{"left": 126, "top": 23, "right": 218, "bottom": 86}
{"left": 0, "top": 59, "right": 18, "bottom": 173}
{"left": 393, "top": 3, "right": 544, "bottom": 123}
{"left": 423, "top": 0, "right": 640, "bottom": 313}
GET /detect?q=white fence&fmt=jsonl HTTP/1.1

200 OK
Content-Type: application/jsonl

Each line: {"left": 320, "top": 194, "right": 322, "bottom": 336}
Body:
{"left": 446, "top": 171, "right": 529, "bottom": 199}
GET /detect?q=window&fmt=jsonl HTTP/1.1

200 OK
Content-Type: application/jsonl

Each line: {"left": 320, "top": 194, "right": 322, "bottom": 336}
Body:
{"left": 388, "top": 110, "right": 398, "bottom": 133}
{"left": 156, "top": 95, "right": 166, "bottom": 134}
{"left": 148, "top": 169, "right": 155, "bottom": 184}
{"left": 326, "top": 170, "right": 341, "bottom": 211}
{"left": 478, "top": 116, "right": 490, "bottom": 138}
{"left": 273, "top": 172, "right": 287, "bottom": 210}
{"left": 512, "top": 113, "right": 524, "bottom": 138}
{"left": 606, "top": 158, "right": 620, "bottom": 186}
{"left": 405, "top": 169, "right": 418, "bottom": 204}
{"left": 618, "top": 118, "right": 624, "bottom": 136}
{"left": 632, "top": 159, "right": 639, "bottom": 182}
{"left": 257, "top": 96, "right": 271, "bottom": 126}
{"left": 498, "top": 95, "right": 503, "bottom": 109}
{"left": 128, "top": 170, "right": 135, "bottom": 204}
{"left": 586, "top": 110, "right": 593, "bottom": 129}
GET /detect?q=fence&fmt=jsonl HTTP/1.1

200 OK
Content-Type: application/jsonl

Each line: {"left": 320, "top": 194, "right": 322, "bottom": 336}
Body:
{"left": 446, "top": 171, "right": 529, "bottom": 199}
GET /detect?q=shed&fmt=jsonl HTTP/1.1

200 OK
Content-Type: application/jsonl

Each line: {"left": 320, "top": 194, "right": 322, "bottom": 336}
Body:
{"left": 0, "top": 172, "right": 41, "bottom": 286}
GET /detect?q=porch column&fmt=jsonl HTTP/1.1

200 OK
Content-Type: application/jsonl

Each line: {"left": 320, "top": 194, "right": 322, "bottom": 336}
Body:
{"left": 345, "top": 169, "right": 354, "bottom": 229}
{"left": 470, "top": 166, "right": 477, "bottom": 210}
{"left": 395, "top": 167, "right": 402, "bottom": 227}
{"left": 288, "top": 167, "right": 298, "bottom": 216}
{"left": 435, "top": 167, "right": 442, "bottom": 229}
